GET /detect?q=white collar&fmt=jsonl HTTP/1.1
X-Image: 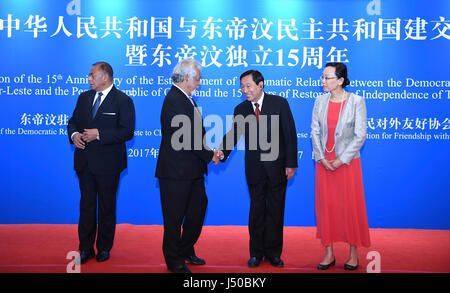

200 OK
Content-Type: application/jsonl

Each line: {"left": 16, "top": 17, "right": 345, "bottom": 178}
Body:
{"left": 97, "top": 83, "right": 113, "bottom": 98}
{"left": 173, "top": 83, "right": 192, "bottom": 99}
{"left": 251, "top": 92, "right": 264, "bottom": 109}
{"left": 93, "top": 83, "right": 113, "bottom": 105}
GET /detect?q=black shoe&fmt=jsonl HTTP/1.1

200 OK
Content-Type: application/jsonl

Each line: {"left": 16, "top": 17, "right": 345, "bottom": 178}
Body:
{"left": 169, "top": 264, "right": 191, "bottom": 273}
{"left": 78, "top": 250, "right": 95, "bottom": 264}
{"left": 344, "top": 261, "right": 358, "bottom": 271}
{"left": 185, "top": 255, "right": 206, "bottom": 265}
{"left": 96, "top": 250, "right": 110, "bottom": 262}
{"left": 248, "top": 257, "right": 263, "bottom": 268}
{"left": 317, "top": 258, "right": 336, "bottom": 270}
{"left": 266, "top": 256, "right": 284, "bottom": 268}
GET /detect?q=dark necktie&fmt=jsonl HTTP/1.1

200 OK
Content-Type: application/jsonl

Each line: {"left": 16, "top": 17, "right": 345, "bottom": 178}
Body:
{"left": 92, "top": 92, "right": 102, "bottom": 119}
{"left": 189, "top": 96, "right": 202, "bottom": 116}
{"left": 254, "top": 102, "right": 260, "bottom": 122}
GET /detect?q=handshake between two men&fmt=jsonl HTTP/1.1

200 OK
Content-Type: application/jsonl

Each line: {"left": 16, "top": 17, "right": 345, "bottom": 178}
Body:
{"left": 211, "top": 150, "right": 224, "bottom": 166}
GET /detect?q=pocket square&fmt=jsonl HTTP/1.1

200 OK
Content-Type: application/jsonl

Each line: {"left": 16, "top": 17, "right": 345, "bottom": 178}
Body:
{"left": 102, "top": 112, "right": 116, "bottom": 115}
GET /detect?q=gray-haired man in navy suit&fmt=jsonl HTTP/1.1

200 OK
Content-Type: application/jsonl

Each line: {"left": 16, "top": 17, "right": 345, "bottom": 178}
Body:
{"left": 155, "top": 59, "right": 220, "bottom": 273}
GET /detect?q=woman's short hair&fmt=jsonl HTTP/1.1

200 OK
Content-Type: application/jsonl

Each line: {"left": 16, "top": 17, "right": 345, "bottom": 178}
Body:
{"left": 171, "top": 58, "right": 202, "bottom": 83}
{"left": 325, "top": 62, "right": 350, "bottom": 88}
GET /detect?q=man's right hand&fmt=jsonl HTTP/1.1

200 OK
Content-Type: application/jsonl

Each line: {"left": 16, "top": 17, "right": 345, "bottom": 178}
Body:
{"left": 212, "top": 150, "right": 223, "bottom": 165}
{"left": 73, "top": 133, "right": 86, "bottom": 149}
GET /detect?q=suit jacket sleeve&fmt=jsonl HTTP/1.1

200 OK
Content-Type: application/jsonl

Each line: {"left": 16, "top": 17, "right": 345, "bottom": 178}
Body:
{"left": 219, "top": 106, "right": 243, "bottom": 162}
{"left": 280, "top": 98, "right": 298, "bottom": 168}
{"left": 67, "top": 93, "right": 84, "bottom": 144}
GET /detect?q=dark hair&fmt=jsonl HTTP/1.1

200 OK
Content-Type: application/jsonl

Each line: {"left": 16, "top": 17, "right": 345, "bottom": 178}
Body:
{"left": 240, "top": 70, "right": 264, "bottom": 88}
{"left": 93, "top": 61, "right": 114, "bottom": 80}
{"left": 325, "top": 62, "right": 350, "bottom": 88}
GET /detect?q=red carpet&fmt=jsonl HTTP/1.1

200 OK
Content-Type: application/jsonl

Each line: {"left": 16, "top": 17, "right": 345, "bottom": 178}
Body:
{"left": 0, "top": 224, "right": 449, "bottom": 273}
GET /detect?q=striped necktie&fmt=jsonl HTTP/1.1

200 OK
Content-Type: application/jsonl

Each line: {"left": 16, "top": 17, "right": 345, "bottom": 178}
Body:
{"left": 92, "top": 92, "right": 102, "bottom": 119}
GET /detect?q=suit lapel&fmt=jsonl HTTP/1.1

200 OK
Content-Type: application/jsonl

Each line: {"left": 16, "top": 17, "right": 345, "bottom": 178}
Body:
{"left": 172, "top": 86, "right": 208, "bottom": 143}
{"left": 175, "top": 86, "right": 203, "bottom": 120}
{"left": 244, "top": 100, "right": 254, "bottom": 116}
{"left": 88, "top": 91, "right": 96, "bottom": 121}
{"left": 260, "top": 93, "right": 270, "bottom": 116}
{"left": 172, "top": 85, "right": 195, "bottom": 114}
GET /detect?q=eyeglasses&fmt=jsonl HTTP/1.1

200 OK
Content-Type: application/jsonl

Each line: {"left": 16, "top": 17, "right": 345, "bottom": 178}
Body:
{"left": 320, "top": 76, "right": 337, "bottom": 81}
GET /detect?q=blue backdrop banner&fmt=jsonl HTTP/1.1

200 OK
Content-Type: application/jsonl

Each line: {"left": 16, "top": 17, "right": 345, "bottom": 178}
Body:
{"left": 0, "top": 0, "right": 449, "bottom": 229}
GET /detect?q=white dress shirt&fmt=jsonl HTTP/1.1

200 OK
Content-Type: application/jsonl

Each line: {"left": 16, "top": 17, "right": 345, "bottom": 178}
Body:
{"left": 70, "top": 83, "right": 114, "bottom": 142}
{"left": 93, "top": 83, "right": 113, "bottom": 107}
{"left": 173, "top": 83, "right": 196, "bottom": 106}
{"left": 251, "top": 92, "right": 264, "bottom": 111}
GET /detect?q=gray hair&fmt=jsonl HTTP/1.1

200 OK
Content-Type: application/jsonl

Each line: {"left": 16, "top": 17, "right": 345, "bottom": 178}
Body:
{"left": 171, "top": 58, "right": 202, "bottom": 83}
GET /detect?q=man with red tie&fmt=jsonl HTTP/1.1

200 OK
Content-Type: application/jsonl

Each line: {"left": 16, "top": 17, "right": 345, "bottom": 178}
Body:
{"left": 218, "top": 70, "right": 298, "bottom": 268}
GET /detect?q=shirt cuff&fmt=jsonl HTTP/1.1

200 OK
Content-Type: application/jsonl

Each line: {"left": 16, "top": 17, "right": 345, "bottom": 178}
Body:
{"left": 71, "top": 132, "right": 79, "bottom": 142}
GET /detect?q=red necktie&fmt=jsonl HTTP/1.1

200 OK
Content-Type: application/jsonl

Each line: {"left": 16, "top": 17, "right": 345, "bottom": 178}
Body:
{"left": 254, "top": 103, "right": 260, "bottom": 122}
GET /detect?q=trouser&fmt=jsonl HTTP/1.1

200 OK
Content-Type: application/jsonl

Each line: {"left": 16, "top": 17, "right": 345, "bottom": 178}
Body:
{"left": 159, "top": 177, "right": 208, "bottom": 269}
{"left": 248, "top": 178, "right": 287, "bottom": 259}
{"left": 77, "top": 167, "right": 120, "bottom": 252}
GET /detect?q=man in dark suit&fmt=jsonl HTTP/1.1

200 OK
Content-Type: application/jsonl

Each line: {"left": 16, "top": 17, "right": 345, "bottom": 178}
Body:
{"left": 218, "top": 70, "right": 297, "bottom": 268}
{"left": 155, "top": 58, "right": 220, "bottom": 273}
{"left": 67, "top": 62, "right": 135, "bottom": 264}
